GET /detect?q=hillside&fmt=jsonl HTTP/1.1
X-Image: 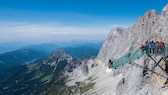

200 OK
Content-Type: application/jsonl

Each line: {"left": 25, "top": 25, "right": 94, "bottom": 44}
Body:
{"left": 0, "top": 49, "right": 47, "bottom": 67}
{"left": 0, "top": 49, "right": 82, "bottom": 95}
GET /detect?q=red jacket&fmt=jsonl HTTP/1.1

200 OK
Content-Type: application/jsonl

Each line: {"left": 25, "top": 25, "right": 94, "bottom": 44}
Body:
{"left": 160, "top": 41, "right": 164, "bottom": 46}
{"left": 140, "top": 45, "right": 145, "bottom": 49}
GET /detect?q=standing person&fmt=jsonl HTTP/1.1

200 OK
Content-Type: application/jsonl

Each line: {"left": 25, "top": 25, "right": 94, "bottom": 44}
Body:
{"left": 155, "top": 41, "right": 159, "bottom": 54}
{"left": 151, "top": 41, "right": 155, "bottom": 54}
{"left": 160, "top": 41, "right": 165, "bottom": 53}
{"left": 144, "top": 41, "right": 149, "bottom": 54}
{"left": 140, "top": 44, "right": 145, "bottom": 54}
{"left": 162, "top": 41, "right": 165, "bottom": 53}
{"left": 159, "top": 41, "right": 162, "bottom": 53}
{"left": 108, "top": 59, "right": 113, "bottom": 68}
{"left": 149, "top": 41, "right": 152, "bottom": 54}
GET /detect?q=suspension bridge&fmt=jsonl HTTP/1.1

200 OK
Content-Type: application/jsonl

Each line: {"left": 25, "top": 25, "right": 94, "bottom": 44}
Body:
{"left": 108, "top": 45, "right": 168, "bottom": 84}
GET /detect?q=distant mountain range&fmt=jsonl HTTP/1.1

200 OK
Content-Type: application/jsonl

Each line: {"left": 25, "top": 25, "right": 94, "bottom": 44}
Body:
{"left": 0, "top": 42, "right": 27, "bottom": 54}
{"left": 0, "top": 40, "right": 103, "bottom": 54}
{"left": 63, "top": 43, "right": 101, "bottom": 59}
{"left": 0, "top": 42, "right": 102, "bottom": 67}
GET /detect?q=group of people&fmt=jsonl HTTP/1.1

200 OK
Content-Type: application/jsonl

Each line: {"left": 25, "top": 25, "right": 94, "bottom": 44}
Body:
{"left": 140, "top": 41, "right": 165, "bottom": 54}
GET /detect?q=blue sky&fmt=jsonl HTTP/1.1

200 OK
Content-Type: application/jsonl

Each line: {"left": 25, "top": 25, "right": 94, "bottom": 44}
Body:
{"left": 0, "top": 0, "right": 167, "bottom": 44}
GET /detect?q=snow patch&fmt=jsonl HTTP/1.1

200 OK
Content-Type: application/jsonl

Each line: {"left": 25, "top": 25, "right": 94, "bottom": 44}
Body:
{"left": 113, "top": 30, "right": 117, "bottom": 34}
{"left": 106, "top": 68, "right": 112, "bottom": 73}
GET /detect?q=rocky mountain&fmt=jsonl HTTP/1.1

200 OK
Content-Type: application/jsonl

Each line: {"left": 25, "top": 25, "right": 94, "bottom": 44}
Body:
{"left": 65, "top": 4, "right": 168, "bottom": 95}
{"left": 0, "top": 49, "right": 82, "bottom": 95}
{"left": 43, "top": 49, "right": 82, "bottom": 73}
{"left": 98, "top": 9, "right": 162, "bottom": 65}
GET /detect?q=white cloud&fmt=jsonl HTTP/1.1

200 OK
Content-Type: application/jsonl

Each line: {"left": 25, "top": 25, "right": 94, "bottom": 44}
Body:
{"left": 0, "top": 22, "right": 112, "bottom": 44}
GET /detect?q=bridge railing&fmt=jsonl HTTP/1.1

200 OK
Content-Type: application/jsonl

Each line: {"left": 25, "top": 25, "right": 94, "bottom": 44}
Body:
{"left": 109, "top": 48, "right": 144, "bottom": 68}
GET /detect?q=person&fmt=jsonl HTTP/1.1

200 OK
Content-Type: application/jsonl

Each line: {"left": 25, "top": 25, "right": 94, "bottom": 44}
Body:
{"left": 160, "top": 41, "right": 165, "bottom": 53}
{"left": 149, "top": 41, "right": 152, "bottom": 53}
{"left": 140, "top": 44, "right": 145, "bottom": 54}
{"left": 155, "top": 41, "right": 159, "bottom": 54}
{"left": 162, "top": 41, "right": 165, "bottom": 53}
{"left": 144, "top": 41, "right": 149, "bottom": 54}
{"left": 108, "top": 59, "right": 113, "bottom": 68}
{"left": 150, "top": 41, "right": 155, "bottom": 54}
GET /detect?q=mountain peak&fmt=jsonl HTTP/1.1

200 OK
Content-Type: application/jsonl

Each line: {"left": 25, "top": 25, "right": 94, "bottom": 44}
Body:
{"left": 43, "top": 49, "right": 72, "bottom": 65}
{"left": 53, "top": 49, "right": 67, "bottom": 57}
{"left": 49, "top": 49, "right": 70, "bottom": 59}
{"left": 144, "top": 9, "right": 159, "bottom": 18}
{"left": 43, "top": 49, "right": 82, "bottom": 74}
{"left": 162, "top": 4, "right": 168, "bottom": 16}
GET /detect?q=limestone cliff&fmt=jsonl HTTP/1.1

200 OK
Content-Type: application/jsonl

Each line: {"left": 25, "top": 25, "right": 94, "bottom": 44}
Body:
{"left": 97, "top": 4, "right": 168, "bottom": 95}
{"left": 67, "top": 4, "right": 168, "bottom": 95}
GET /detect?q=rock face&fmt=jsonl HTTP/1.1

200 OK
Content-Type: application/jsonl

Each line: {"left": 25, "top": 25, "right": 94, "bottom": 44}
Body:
{"left": 67, "top": 4, "right": 168, "bottom": 95}
{"left": 96, "top": 4, "right": 168, "bottom": 95}
{"left": 98, "top": 4, "right": 168, "bottom": 65}
{"left": 97, "top": 9, "right": 163, "bottom": 65}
